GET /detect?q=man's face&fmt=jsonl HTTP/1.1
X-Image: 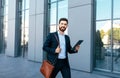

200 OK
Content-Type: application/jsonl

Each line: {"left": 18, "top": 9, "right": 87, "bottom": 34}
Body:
{"left": 59, "top": 21, "right": 68, "bottom": 32}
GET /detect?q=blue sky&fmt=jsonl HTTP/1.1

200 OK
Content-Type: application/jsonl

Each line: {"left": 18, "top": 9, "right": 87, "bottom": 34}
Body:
{"left": 96, "top": 0, "right": 120, "bottom": 20}
{"left": 96, "top": 0, "right": 120, "bottom": 31}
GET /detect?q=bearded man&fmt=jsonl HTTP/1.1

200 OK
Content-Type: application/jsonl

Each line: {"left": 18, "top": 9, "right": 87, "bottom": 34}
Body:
{"left": 43, "top": 18, "right": 80, "bottom": 78}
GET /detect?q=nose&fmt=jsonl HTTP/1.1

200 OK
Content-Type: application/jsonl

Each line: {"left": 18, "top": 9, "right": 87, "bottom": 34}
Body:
{"left": 62, "top": 24, "right": 66, "bottom": 26}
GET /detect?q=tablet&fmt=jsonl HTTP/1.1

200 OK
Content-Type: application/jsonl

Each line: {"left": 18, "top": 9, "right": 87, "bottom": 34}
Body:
{"left": 73, "top": 40, "right": 83, "bottom": 50}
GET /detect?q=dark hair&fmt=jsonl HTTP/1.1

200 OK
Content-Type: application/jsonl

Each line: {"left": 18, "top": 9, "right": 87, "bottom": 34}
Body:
{"left": 59, "top": 18, "right": 68, "bottom": 24}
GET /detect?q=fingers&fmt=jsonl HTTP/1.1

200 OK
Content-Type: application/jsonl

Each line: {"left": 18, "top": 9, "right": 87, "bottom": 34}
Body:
{"left": 57, "top": 45, "right": 60, "bottom": 48}
{"left": 75, "top": 45, "right": 80, "bottom": 51}
{"left": 55, "top": 45, "right": 61, "bottom": 53}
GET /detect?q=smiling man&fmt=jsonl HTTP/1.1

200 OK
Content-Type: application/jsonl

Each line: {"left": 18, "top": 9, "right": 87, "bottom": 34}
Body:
{"left": 43, "top": 18, "right": 80, "bottom": 78}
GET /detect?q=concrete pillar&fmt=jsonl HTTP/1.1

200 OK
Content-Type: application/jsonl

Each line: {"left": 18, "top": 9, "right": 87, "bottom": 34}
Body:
{"left": 68, "top": 0, "right": 93, "bottom": 72}
{"left": 28, "top": 0, "right": 44, "bottom": 62}
{"left": 6, "top": 0, "right": 17, "bottom": 57}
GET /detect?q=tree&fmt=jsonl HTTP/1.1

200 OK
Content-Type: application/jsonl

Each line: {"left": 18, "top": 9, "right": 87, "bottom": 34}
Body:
{"left": 107, "top": 28, "right": 120, "bottom": 42}
{"left": 100, "top": 29, "right": 105, "bottom": 39}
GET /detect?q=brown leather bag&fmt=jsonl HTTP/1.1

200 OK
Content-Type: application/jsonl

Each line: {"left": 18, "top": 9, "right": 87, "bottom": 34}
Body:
{"left": 40, "top": 60, "right": 54, "bottom": 78}
{"left": 40, "top": 34, "right": 59, "bottom": 78}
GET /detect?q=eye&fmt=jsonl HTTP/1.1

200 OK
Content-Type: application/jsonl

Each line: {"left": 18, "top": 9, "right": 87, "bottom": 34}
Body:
{"left": 61, "top": 23, "right": 64, "bottom": 25}
{"left": 64, "top": 23, "right": 67, "bottom": 25}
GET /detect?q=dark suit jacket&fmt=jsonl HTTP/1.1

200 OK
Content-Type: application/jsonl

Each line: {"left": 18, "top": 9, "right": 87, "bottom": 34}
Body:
{"left": 43, "top": 32, "right": 77, "bottom": 64}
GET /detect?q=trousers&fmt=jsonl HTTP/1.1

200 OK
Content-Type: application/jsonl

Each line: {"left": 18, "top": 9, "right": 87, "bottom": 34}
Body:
{"left": 51, "top": 58, "right": 71, "bottom": 78}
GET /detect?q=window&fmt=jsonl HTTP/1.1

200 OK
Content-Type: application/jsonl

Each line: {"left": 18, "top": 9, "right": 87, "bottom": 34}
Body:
{"left": 0, "top": 0, "right": 8, "bottom": 53}
{"left": 95, "top": 0, "right": 120, "bottom": 73}
{"left": 18, "top": 0, "right": 29, "bottom": 57}
{"left": 48, "top": 0, "right": 68, "bottom": 33}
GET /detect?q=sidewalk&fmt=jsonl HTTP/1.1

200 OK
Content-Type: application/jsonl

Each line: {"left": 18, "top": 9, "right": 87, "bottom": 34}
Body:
{"left": 0, "top": 54, "right": 115, "bottom": 78}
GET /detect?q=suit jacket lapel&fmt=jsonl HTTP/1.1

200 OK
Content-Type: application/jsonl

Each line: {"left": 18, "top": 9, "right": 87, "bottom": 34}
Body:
{"left": 54, "top": 32, "right": 59, "bottom": 45}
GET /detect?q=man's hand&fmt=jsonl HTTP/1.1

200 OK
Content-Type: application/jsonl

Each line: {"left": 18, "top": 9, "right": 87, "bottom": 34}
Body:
{"left": 55, "top": 45, "right": 61, "bottom": 53}
{"left": 75, "top": 45, "right": 80, "bottom": 52}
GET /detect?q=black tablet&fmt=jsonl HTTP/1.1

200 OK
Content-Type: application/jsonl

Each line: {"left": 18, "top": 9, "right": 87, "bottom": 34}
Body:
{"left": 73, "top": 40, "right": 83, "bottom": 50}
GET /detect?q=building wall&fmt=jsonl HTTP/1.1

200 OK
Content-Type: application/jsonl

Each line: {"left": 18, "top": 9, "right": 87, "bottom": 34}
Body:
{"left": 5, "top": 0, "right": 93, "bottom": 72}
{"left": 6, "top": 0, "right": 16, "bottom": 57}
{"left": 68, "top": 0, "right": 93, "bottom": 72}
{"left": 0, "top": 0, "right": 2, "bottom": 53}
{"left": 28, "top": 0, "right": 44, "bottom": 62}
{"left": 28, "top": 0, "right": 93, "bottom": 72}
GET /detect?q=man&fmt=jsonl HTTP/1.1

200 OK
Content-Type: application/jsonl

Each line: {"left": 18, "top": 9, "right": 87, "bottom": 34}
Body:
{"left": 43, "top": 18, "right": 80, "bottom": 78}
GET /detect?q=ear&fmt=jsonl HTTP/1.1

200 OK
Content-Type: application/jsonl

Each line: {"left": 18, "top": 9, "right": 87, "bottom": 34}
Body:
{"left": 66, "top": 25, "right": 68, "bottom": 28}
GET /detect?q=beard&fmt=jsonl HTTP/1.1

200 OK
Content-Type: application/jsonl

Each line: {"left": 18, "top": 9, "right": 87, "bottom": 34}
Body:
{"left": 59, "top": 27, "right": 66, "bottom": 32}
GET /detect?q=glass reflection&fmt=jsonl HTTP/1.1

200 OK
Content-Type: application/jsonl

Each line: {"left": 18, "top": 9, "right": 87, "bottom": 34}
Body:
{"left": 113, "top": 20, "right": 120, "bottom": 72}
{"left": 96, "top": 0, "right": 111, "bottom": 20}
{"left": 22, "top": 0, "right": 25, "bottom": 10}
{"left": 25, "top": 0, "right": 29, "bottom": 9}
{"left": 22, "top": 11, "right": 25, "bottom": 24}
{"left": 1, "top": 0, "right": 5, "bottom": 7}
{"left": 0, "top": 0, "right": 8, "bottom": 54}
{"left": 5, "top": 6, "right": 8, "bottom": 15}
{"left": 114, "top": 0, "right": 120, "bottom": 18}
{"left": 49, "top": 0, "right": 57, "bottom": 3}
{"left": 50, "top": 3, "right": 56, "bottom": 25}
{"left": 49, "top": 0, "right": 68, "bottom": 33}
{"left": 19, "top": 0, "right": 29, "bottom": 57}
{"left": 58, "top": 0, "right": 68, "bottom": 21}
{"left": 1, "top": 8, "right": 4, "bottom": 16}
{"left": 5, "top": 0, "right": 8, "bottom": 5}
{"left": 95, "top": 0, "right": 120, "bottom": 73}
{"left": 25, "top": 10, "right": 29, "bottom": 27}
{"left": 95, "top": 21, "right": 112, "bottom": 70}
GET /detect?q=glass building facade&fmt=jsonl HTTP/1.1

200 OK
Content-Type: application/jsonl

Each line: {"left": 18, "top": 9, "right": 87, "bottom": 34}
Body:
{"left": 0, "top": 0, "right": 29, "bottom": 57}
{"left": 0, "top": 0, "right": 120, "bottom": 77}
{"left": 0, "top": 0, "right": 8, "bottom": 53}
{"left": 95, "top": 0, "right": 120, "bottom": 73}
{"left": 19, "top": 0, "right": 29, "bottom": 57}
{"left": 48, "top": 0, "right": 68, "bottom": 33}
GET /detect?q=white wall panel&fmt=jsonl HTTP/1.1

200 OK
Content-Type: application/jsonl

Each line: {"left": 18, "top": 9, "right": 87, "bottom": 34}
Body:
{"left": 6, "top": 0, "right": 16, "bottom": 57}
{"left": 28, "top": 15, "right": 36, "bottom": 60}
{"left": 36, "top": 0, "right": 44, "bottom": 14}
{"left": 29, "top": 0, "right": 36, "bottom": 15}
{"left": 35, "top": 14, "right": 44, "bottom": 62}
{"left": 8, "top": 0, "right": 16, "bottom": 19}
{"left": 68, "top": 5, "right": 92, "bottom": 72}
{"left": 6, "top": 20, "right": 15, "bottom": 57}
{"left": 28, "top": 0, "right": 44, "bottom": 61}
{"left": 69, "top": 0, "right": 92, "bottom": 8}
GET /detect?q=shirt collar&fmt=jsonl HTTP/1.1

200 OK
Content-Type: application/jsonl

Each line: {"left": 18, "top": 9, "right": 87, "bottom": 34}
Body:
{"left": 57, "top": 31, "right": 65, "bottom": 36}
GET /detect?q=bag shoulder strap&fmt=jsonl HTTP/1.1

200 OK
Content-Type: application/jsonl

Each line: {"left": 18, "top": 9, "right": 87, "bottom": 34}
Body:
{"left": 54, "top": 33, "right": 59, "bottom": 45}
{"left": 51, "top": 33, "right": 59, "bottom": 65}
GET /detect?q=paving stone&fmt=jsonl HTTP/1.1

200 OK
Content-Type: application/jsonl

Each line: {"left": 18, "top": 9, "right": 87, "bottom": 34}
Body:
{"left": 0, "top": 54, "right": 117, "bottom": 78}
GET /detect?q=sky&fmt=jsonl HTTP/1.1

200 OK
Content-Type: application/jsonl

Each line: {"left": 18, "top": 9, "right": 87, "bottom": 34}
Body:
{"left": 96, "top": 0, "right": 120, "bottom": 31}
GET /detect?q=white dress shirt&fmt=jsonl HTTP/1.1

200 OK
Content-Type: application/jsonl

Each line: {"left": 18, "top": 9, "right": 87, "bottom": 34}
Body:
{"left": 58, "top": 31, "right": 66, "bottom": 59}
